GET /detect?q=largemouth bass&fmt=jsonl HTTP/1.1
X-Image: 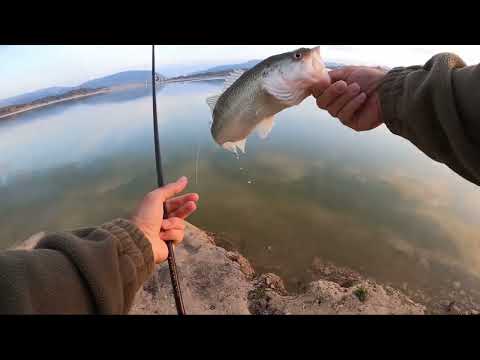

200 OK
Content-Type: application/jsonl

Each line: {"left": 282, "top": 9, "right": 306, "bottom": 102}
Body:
{"left": 207, "top": 46, "right": 331, "bottom": 154}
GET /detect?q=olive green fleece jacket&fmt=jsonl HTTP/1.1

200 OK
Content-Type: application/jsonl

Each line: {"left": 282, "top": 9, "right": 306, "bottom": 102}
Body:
{"left": 0, "top": 219, "right": 154, "bottom": 314}
{"left": 379, "top": 52, "right": 480, "bottom": 186}
{"left": 0, "top": 53, "right": 478, "bottom": 315}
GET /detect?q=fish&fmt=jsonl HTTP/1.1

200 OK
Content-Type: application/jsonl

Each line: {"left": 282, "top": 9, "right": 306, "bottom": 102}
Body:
{"left": 206, "top": 46, "right": 331, "bottom": 154}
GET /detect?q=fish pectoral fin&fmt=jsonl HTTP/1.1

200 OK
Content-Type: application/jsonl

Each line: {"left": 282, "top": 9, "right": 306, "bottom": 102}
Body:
{"left": 206, "top": 95, "right": 220, "bottom": 113}
{"left": 222, "top": 138, "right": 247, "bottom": 154}
{"left": 255, "top": 116, "right": 275, "bottom": 139}
{"left": 222, "top": 69, "right": 246, "bottom": 92}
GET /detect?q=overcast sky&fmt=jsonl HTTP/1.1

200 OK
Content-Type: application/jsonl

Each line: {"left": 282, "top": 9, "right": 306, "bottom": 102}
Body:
{"left": 1, "top": 45, "right": 479, "bottom": 100}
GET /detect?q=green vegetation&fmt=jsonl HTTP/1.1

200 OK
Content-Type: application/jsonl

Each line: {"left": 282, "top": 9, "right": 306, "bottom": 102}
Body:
{"left": 354, "top": 286, "right": 368, "bottom": 302}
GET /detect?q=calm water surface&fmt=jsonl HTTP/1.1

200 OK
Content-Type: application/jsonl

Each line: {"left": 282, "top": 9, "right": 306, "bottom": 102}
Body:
{"left": 1, "top": 81, "right": 479, "bottom": 309}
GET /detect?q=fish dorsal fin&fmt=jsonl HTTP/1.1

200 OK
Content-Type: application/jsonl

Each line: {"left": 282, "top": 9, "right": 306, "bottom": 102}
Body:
{"left": 222, "top": 69, "right": 246, "bottom": 92}
{"left": 255, "top": 116, "right": 275, "bottom": 139}
{"left": 206, "top": 94, "right": 220, "bottom": 113}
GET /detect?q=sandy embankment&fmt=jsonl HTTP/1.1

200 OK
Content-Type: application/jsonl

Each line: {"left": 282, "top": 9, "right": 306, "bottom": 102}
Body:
{"left": 0, "top": 89, "right": 111, "bottom": 120}
{"left": 18, "top": 222, "right": 425, "bottom": 315}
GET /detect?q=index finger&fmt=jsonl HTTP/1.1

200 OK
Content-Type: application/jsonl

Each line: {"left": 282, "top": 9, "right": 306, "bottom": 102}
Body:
{"left": 151, "top": 176, "right": 188, "bottom": 202}
{"left": 329, "top": 68, "right": 353, "bottom": 83}
{"left": 166, "top": 193, "right": 199, "bottom": 213}
{"left": 315, "top": 81, "right": 348, "bottom": 108}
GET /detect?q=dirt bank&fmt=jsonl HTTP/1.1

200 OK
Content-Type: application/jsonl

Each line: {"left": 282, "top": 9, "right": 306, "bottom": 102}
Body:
{"left": 130, "top": 223, "right": 425, "bottom": 315}
{"left": 16, "top": 221, "right": 480, "bottom": 314}
{"left": 0, "top": 89, "right": 110, "bottom": 120}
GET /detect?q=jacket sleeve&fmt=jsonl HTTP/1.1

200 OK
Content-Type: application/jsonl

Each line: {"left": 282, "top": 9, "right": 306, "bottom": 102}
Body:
{"left": 378, "top": 53, "right": 480, "bottom": 186}
{"left": 0, "top": 219, "right": 154, "bottom": 314}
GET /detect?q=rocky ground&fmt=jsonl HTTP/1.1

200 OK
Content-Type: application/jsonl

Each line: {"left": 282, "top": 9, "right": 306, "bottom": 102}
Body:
{"left": 20, "top": 222, "right": 478, "bottom": 315}
{"left": 130, "top": 223, "right": 426, "bottom": 315}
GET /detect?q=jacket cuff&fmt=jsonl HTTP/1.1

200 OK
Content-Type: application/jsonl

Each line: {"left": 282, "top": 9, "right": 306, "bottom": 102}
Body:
{"left": 378, "top": 66, "right": 417, "bottom": 136}
{"left": 100, "top": 219, "right": 155, "bottom": 288}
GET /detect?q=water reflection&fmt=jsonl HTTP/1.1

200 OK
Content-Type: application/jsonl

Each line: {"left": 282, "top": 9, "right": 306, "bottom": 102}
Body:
{"left": 0, "top": 81, "right": 479, "bottom": 309}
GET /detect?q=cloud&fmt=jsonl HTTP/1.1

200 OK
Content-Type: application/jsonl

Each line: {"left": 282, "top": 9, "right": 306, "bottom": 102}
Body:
{"left": 380, "top": 172, "right": 480, "bottom": 278}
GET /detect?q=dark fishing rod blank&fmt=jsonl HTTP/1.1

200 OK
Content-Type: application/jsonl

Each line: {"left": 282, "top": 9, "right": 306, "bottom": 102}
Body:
{"left": 151, "top": 45, "right": 186, "bottom": 315}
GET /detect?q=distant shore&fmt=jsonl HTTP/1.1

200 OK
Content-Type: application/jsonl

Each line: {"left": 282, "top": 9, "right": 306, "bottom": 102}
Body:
{"left": 0, "top": 88, "right": 115, "bottom": 120}
{"left": 0, "top": 72, "right": 236, "bottom": 121}
{"left": 0, "top": 76, "right": 222, "bottom": 120}
{"left": 0, "top": 60, "right": 350, "bottom": 121}
{"left": 0, "top": 67, "right": 336, "bottom": 120}
{"left": 161, "top": 71, "right": 231, "bottom": 84}
{"left": 162, "top": 67, "right": 338, "bottom": 84}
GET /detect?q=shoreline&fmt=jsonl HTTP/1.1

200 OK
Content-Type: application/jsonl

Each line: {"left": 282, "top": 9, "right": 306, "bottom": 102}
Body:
{"left": 14, "top": 223, "right": 480, "bottom": 315}
{"left": 0, "top": 67, "right": 337, "bottom": 121}
{"left": 0, "top": 78, "right": 212, "bottom": 121}
{"left": 161, "top": 74, "right": 228, "bottom": 84}
{"left": 0, "top": 88, "right": 112, "bottom": 120}
{"left": 132, "top": 223, "right": 427, "bottom": 315}
{"left": 14, "top": 224, "right": 427, "bottom": 315}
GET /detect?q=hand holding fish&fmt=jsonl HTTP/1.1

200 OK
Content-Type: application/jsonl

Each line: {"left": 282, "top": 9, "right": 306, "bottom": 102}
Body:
{"left": 132, "top": 176, "right": 199, "bottom": 263}
{"left": 313, "top": 66, "right": 388, "bottom": 131}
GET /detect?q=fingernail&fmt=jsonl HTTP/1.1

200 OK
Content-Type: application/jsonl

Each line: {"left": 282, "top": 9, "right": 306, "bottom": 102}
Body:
{"left": 163, "top": 219, "right": 171, "bottom": 227}
{"left": 350, "top": 83, "right": 360, "bottom": 93}
{"left": 178, "top": 176, "right": 187, "bottom": 183}
{"left": 357, "top": 93, "right": 367, "bottom": 102}
{"left": 334, "top": 81, "right": 347, "bottom": 94}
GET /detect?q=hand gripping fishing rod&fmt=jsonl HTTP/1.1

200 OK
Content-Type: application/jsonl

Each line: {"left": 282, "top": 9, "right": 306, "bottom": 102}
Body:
{"left": 151, "top": 45, "right": 186, "bottom": 315}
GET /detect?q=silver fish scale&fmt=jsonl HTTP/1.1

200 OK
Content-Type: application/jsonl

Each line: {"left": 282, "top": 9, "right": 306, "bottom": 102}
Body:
{"left": 213, "top": 68, "right": 268, "bottom": 140}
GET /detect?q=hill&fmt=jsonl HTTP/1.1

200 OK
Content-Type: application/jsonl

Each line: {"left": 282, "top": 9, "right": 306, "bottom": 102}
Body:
{"left": 0, "top": 59, "right": 347, "bottom": 108}
{"left": 0, "top": 86, "right": 73, "bottom": 107}
{"left": 79, "top": 70, "right": 165, "bottom": 88}
{"left": 0, "top": 71, "right": 165, "bottom": 108}
{"left": 187, "top": 60, "right": 262, "bottom": 76}
{"left": 188, "top": 59, "right": 346, "bottom": 76}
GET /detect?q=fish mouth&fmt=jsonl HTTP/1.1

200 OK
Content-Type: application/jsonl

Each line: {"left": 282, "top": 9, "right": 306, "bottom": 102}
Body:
{"left": 311, "top": 46, "right": 321, "bottom": 60}
{"left": 288, "top": 46, "right": 330, "bottom": 89}
{"left": 308, "top": 46, "right": 331, "bottom": 89}
{"left": 309, "top": 46, "right": 325, "bottom": 74}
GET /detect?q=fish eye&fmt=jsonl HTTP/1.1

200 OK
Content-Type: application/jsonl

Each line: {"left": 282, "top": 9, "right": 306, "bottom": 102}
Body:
{"left": 294, "top": 52, "right": 302, "bottom": 60}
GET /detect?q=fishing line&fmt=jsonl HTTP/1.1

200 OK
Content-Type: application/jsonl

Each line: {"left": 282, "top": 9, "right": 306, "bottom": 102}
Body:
{"left": 195, "top": 141, "right": 200, "bottom": 185}
{"left": 151, "top": 45, "right": 186, "bottom": 315}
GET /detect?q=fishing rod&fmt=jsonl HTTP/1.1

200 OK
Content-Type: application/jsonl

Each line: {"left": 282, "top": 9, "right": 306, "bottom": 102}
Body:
{"left": 151, "top": 45, "right": 186, "bottom": 315}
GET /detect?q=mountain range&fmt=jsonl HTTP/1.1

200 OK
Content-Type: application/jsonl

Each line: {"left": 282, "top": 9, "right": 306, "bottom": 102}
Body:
{"left": 187, "top": 60, "right": 344, "bottom": 76}
{"left": 0, "top": 60, "right": 346, "bottom": 107}
{"left": 187, "top": 60, "right": 262, "bottom": 75}
{"left": 0, "top": 70, "right": 160, "bottom": 107}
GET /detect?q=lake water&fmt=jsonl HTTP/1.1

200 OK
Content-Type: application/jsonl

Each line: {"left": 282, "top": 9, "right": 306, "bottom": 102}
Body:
{"left": 1, "top": 81, "right": 479, "bottom": 311}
